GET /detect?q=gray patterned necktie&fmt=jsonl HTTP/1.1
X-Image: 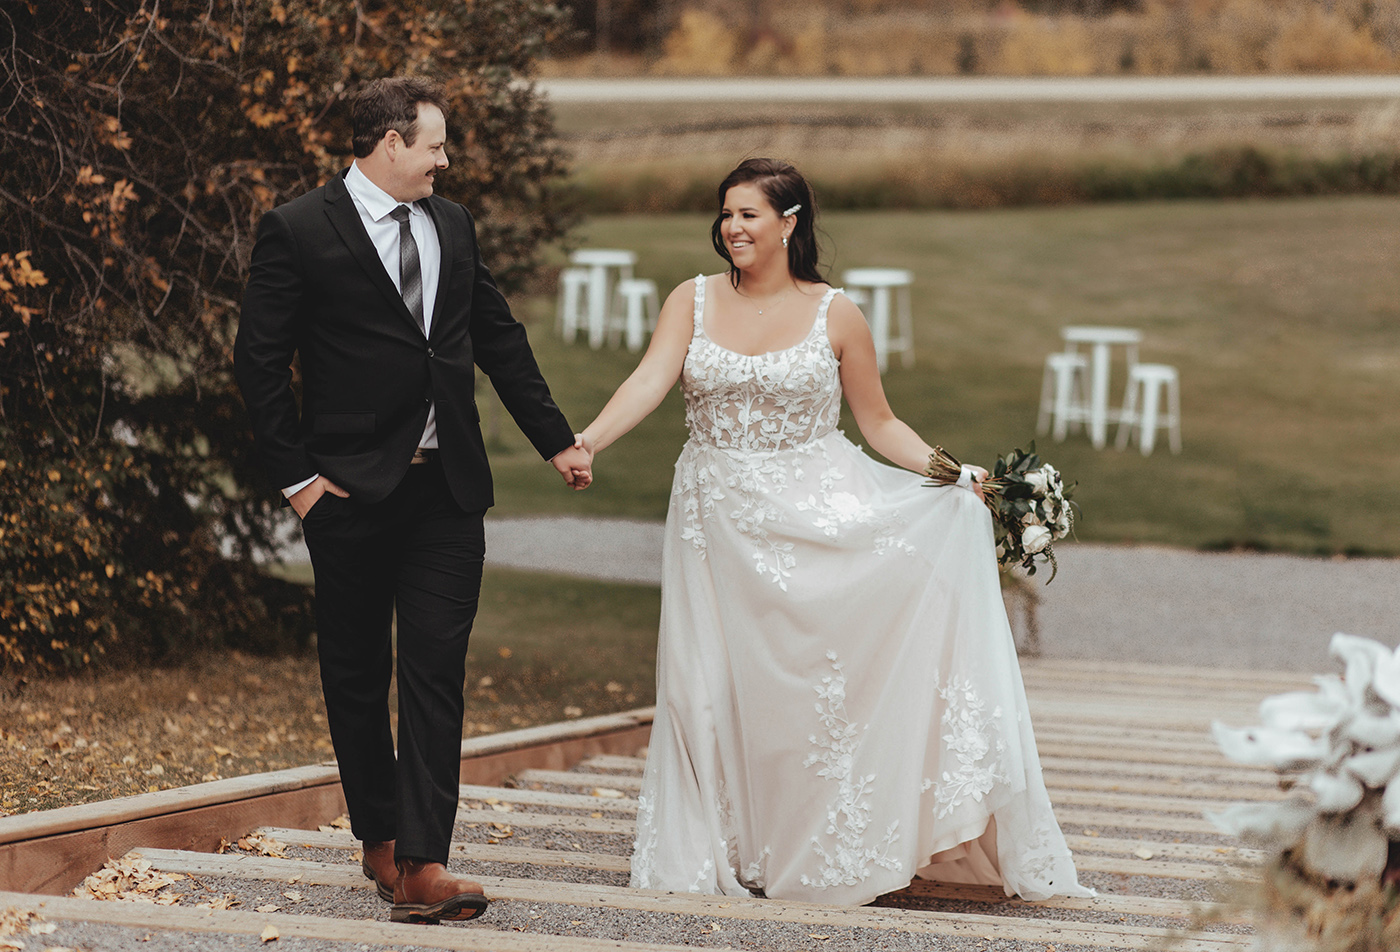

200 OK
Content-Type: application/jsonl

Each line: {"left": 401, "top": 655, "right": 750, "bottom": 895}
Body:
{"left": 388, "top": 204, "right": 425, "bottom": 334}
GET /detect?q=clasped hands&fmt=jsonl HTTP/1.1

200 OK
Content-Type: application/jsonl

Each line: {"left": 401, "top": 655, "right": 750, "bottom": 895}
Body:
{"left": 292, "top": 438, "right": 595, "bottom": 516}
{"left": 550, "top": 434, "right": 594, "bottom": 491}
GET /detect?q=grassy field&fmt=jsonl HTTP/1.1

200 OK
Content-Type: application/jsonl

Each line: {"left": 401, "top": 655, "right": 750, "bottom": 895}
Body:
{"left": 552, "top": 96, "right": 1400, "bottom": 212}
{"left": 488, "top": 195, "right": 1400, "bottom": 556}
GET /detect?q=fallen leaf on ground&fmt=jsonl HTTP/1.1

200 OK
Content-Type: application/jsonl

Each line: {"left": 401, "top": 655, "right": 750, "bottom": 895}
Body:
{"left": 259, "top": 924, "right": 279, "bottom": 942}
{"left": 282, "top": 891, "right": 302, "bottom": 903}
{"left": 194, "top": 894, "right": 238, "bottom": 911}
{"left": 73, "top": 856, "right": 186, "bottom": 902}
{"left": 256, "top": 904, "right": 280, "bottom": 913}
{"left": 591, "top": 788, "right": 624, "bottom": 799}
{"left": 1132, "top": 847, "right": 1155, "bottom": 860}
{"left": 236, "top": 834, "right": 287, "bottom": 858}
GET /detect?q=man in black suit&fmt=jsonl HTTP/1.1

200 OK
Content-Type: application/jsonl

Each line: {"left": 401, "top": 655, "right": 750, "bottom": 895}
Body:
{"left": 235, "top": 77, "right": 592, "bottom": 924}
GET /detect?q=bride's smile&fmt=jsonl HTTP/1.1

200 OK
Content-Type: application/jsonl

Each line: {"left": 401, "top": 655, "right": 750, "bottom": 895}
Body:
{"left": 720, "top": 182, "right": 792, "bottom": 269}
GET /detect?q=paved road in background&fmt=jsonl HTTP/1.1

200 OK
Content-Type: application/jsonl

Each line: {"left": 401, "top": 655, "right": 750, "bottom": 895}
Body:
{"left": 484, "top": 515, "right": 1400, "bottom": 674}
{"left": 539, "top": 75, "right": 1400, "bottom": 104}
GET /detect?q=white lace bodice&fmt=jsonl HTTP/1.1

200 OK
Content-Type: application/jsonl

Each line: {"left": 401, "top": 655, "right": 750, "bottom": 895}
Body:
{"left": 682, "top": 276, "right": 843, "bottom": 453}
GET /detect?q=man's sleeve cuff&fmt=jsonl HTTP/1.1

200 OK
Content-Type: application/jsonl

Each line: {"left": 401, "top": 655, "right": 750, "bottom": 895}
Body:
{"left": 282, "top": 474, "right": 318, "bottom": 498}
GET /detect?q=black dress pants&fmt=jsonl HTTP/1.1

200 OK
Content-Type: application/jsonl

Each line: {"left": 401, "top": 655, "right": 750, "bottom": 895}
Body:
{"left": 300, "top": 459, "right": 485, "bottom": 864}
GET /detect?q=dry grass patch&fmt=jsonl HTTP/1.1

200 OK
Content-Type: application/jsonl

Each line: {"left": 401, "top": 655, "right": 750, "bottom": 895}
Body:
{"left": 0, "top": 568, "right": 661, "bottom": 817}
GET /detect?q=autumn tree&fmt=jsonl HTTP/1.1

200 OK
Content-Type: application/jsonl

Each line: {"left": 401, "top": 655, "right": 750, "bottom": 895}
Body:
{"left": 0, "top": 0, "right": 574, "bottom": 668}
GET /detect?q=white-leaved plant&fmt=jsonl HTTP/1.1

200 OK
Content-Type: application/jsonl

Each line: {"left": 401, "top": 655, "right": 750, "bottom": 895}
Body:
{"left": 1211, "top": 633, "right": 1400, "bottom": 885}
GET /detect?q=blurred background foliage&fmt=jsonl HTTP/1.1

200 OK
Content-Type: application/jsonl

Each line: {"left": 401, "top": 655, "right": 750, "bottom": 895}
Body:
{"left": 0, "top": 0, "right": 574, "bottom": 670}
{"left": 6, "top": 0, "right": 1400, "bottom": 675}
{"left": 549, "top": 0, "right": 1400, "bottom": 76}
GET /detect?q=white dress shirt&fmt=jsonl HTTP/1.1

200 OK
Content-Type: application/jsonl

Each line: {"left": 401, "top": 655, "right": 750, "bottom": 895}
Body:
{"left": 283, "top": 162, "right": 444, "bottom": 498}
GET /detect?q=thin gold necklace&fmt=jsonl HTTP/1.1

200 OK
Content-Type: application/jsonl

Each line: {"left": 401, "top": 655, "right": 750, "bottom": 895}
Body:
{"left": 736, "top": 284, "right": 792, "bottom": 316}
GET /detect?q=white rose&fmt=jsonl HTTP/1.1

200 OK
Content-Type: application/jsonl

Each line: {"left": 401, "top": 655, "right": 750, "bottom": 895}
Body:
{"left": 1023, "top": 470, "right": 1048, "bottom": 494}
{"left": 1022, "top": 525, "right": 1052, "bottom": 554}
{"left": 1054, "top": 509, "right": 1072, "bottom": 536}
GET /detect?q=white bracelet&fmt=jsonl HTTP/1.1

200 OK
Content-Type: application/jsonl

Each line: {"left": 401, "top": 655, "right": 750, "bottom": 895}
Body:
{"left": 955, "top": 464, "right": 975, "bottom": 490}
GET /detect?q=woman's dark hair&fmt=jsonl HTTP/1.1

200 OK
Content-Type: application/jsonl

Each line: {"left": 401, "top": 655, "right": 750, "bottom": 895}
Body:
{"left": 711, "top": 158, "right": 823, "bottom": 288}
{"left": 351, "top": 77, "right": 448, "bottom": 159}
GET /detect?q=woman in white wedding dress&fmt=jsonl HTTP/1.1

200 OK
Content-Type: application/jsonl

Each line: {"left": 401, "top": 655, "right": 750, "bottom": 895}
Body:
{"left": 572, "top": 158, "right": 1090, "bottom": 905}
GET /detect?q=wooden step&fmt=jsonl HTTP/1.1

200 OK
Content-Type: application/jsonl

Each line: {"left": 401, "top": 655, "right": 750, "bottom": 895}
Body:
{"left": 514, "top": 767, "right": 1281, "bottom": 802}
{"left": 0, "top": 888, "right": 699, "bottom": 952}
{"left": 124, "top": 848, "right": 1248, "bottom": 951}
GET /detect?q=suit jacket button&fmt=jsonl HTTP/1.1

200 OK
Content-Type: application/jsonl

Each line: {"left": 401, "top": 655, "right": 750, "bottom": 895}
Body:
{"left": 427, "top": 348, "right": 435, "bottom": 358}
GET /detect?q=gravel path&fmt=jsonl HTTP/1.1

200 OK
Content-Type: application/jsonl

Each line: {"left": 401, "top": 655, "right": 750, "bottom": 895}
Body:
{"left": 483, "top": 516, "right": 1400, "bottom": 672}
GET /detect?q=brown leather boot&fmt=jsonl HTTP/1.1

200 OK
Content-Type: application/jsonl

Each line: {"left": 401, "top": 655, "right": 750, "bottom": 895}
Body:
{"left": 390, "top": 859, "right": 489, "bottom": 923}
{"left": 360, "top": 839, "right": 397, "bottom": 903}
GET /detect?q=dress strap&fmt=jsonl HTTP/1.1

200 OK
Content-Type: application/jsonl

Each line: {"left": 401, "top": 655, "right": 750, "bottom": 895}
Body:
{"left": 815, "top": 286, "right": 842, "bottom": 334}
{"left": 692, "top": 274, "right": 706, "bottom": 335}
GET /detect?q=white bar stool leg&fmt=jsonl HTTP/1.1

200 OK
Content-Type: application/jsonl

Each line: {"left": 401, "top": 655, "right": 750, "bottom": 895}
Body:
{"left": 1115, "top": 372, "right": 1139, "bottom": 451}
{"left": 624, "top": 291, "right": 645, "bottom": 352}
{"left": 558, "top": 270, "right": 588, "bottom": 343}
{"left": 1137, "top": 376, "right": 1161, "bottom": 456}
{"left": 897, "top": 284, "right": 914, "bottom": 368}
{"left": 870, "top": 286, "right": 891, "bottom": 373}
{"left": 1089, "top": 341, "right": 1110, "bottom": 449}
{"left": 1167, "top": 372, "right": 1182, "bottom": 454}
{"left": 586, "top": 264, "right": 609, "bottom": 349}
{"left": 1051, "top": 362, "right": 1078, "bottom": 443}
{"left": 1036, "top": 361, "right": 1056, "bottom": 436}
{"left": 645, "top": 286, "right": 659, "bottom": 336}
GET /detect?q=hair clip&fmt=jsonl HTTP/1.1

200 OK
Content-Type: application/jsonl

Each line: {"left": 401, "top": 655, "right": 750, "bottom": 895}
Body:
{"left": 782, "top": 204, "right": 802, "bottom": 217}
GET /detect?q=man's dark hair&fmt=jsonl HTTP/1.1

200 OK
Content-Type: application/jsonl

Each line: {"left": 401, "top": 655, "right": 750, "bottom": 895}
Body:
{"left": 351, "top": 77, "right": 448, "bottom": 159}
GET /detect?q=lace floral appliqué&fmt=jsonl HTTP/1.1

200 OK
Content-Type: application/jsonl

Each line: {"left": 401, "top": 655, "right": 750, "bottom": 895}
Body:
{"left": 673, "top": 276, "right": 847, "bottom": 588}
{"left": 935, "top": 675, "right": 1010, "bottom": 819}
{"left": 800, "top": 651, "right": 903, "bottom": 889}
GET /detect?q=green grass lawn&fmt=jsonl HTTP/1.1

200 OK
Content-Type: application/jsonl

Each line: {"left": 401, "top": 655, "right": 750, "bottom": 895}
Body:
{"left": 487, "top": 195, "right": 1400, "bottom": 556}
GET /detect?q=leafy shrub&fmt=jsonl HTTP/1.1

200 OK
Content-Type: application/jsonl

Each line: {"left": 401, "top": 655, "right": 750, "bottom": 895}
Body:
{"left": 0, "top": 0, "right": 572, "bottom": 669}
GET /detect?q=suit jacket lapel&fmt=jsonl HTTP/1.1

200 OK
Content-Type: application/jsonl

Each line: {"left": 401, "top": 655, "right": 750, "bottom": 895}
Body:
{"left": 421, "top": 196, "right": 454, "bottom": 343}
{"left": 322, "top": 171, "right": 423, "bottom": 337}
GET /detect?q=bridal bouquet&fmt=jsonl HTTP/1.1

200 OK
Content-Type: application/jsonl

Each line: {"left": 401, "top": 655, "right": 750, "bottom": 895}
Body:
{"left": 924, "top": 443, "right": 1076, "bottom": 582}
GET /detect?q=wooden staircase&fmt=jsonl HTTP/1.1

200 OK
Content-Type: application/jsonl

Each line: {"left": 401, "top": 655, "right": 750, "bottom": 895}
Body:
{"left": 0, "top": 659, "right": 1301, "bottom": 950}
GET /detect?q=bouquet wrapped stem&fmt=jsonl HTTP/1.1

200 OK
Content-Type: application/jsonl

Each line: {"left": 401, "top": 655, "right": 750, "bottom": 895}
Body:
{"left": 925, "top": 443, "right": 1076, "bottom": 583}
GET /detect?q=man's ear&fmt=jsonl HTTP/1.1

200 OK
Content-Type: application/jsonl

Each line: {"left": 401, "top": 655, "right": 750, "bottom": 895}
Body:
{"left": 382, "top": 129, "right": 401, "bottom": 160}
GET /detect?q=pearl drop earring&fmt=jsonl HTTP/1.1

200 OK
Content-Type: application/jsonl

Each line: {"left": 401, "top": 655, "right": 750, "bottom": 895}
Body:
{"left": 782, "top": 236, "right": 789, "bottom": 248}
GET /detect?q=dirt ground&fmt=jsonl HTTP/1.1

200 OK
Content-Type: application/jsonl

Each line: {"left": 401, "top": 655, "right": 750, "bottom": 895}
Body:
{"left": 0, "top": 651, "right": 642, "bottom": 818}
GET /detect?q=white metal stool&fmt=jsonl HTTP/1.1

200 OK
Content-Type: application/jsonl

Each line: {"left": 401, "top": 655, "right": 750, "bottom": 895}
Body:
{"left": 1036, "top": 351, "right": 1090, "bottom": 442}
{"left": 556, "top": 267, "right": 591, "bottom": 343}
{"left": 841, "top": 268, "right": 914, "bottom": 372}
{"left": 570, "top": 248, "right": 636, "bottom": 349}
{"left": 609, "top": 278, "right": 659, "bottom": 352}
{"left": 1115, "top": 363, "right": 1181, "bottom": 456}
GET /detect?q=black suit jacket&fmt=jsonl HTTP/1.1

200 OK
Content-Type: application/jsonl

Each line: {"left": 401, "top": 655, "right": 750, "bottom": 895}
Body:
{"left": 234, "top": 170, "right": 574, "bottom": 511}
